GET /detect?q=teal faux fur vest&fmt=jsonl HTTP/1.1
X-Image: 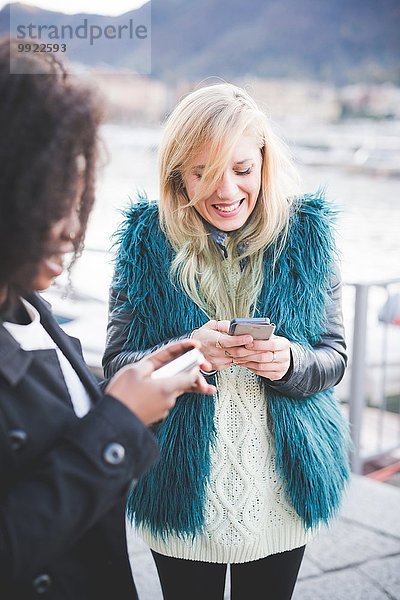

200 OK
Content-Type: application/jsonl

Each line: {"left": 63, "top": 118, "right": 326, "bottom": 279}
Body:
{"left": 112, "top": 194, "right": 350, "bottom": 536}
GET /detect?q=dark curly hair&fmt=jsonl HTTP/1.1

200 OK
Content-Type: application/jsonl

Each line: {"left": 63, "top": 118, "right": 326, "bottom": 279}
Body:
{"left": 0, "top": 38, "right": 103, "bottom": 291}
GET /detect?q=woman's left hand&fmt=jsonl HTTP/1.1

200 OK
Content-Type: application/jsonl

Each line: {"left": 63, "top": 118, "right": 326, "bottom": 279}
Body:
{"left": 234, "top": 336, "right": 292, "bottom": 381}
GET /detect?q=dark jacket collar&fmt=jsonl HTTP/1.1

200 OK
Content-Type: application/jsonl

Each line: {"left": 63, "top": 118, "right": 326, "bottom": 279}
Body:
{"left": 0, "top": 292, "right": 101, "bottom": 401}
{"left": 205, "top": 221, "right": 229, "bottom": 257}
{"left": 0, "top": 323, "right": 33, "bottom": 386}
{"left": 204, "top": 220, "right": 248, "bottom": 269}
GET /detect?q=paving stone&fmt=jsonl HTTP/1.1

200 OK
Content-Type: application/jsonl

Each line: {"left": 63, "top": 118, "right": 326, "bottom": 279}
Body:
{"left": 128, "top": 529, "right": 163, "bottom": 600}
{"left": 342, "top": 476, "right": 400, "bottom": 538}
{"left": 292, "top": 568, "right": 389, "bottom": 600}
{"left": 305, "top": 520, "right": 400, "bottom": 571}
{"left": 124, "top": 477, "right": 400, "bottom": 599}
{"left": 359, "top": 555, "right": 400, "bottom": 599}
{"left": 130, "top": 550, "right": 163, "bottom": 600}
{"left": 127, "top": 527, "right": 152, "bottom": 557}
{"left": 298, "top": 555, "right": 322, "bottom": 579}
{"left": 224, "top": 569, "right": 230, "bottom": 600}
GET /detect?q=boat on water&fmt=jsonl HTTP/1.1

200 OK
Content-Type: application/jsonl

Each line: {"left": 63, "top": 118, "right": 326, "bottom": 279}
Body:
{"left": 295, "top": 142, "right": 400, "bottom": 176}
{"left": 350, "top": 145, "right": 400, "bottom": 177}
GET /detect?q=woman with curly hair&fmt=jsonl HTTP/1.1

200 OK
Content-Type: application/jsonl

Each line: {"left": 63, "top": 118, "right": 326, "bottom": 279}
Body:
{"left": 104, "top": 83, "right": 350, "bottom": 600}
{"left": 0, "top": 39, "right": 214, "bottom": 600}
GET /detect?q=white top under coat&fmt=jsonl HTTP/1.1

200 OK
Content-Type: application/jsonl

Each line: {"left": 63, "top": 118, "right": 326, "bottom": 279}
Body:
{"left": 3, "top": 299, "right": 92, "bottom": 418}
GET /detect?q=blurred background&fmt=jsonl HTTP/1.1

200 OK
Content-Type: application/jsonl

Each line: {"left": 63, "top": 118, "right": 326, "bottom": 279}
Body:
{"left": 1, "top": 0, "right": 400, "bottom": 480}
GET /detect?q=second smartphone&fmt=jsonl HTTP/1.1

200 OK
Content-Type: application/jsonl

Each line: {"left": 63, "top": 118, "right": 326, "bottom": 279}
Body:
{"left": 229, "top": 317, "right": 275, "bottom": 340}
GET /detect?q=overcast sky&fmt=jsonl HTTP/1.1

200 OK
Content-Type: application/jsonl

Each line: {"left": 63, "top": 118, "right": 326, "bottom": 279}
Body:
{"left": 2, "top": 1, "right": 147, "bottom": 15}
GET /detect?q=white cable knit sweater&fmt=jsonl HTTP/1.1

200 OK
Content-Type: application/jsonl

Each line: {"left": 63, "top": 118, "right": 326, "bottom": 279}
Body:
{"left": 138, "top": 365, "right": 313, "bottom": 562}
{"left": 137, "top": 261, "right": 314, "bottom": 563}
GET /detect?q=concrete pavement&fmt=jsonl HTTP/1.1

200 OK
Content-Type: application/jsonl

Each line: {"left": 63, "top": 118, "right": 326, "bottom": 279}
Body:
{"left": 127, "top": 475, "right": 400, "bottom": 599}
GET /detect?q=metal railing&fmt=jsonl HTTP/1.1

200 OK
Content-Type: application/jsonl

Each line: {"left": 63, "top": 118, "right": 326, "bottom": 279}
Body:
{"left": 346, "top": 278, "right": 400, "bottom": 474}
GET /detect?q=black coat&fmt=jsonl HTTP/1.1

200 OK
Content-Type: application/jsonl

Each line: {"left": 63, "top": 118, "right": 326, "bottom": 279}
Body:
{"left": 0, "top": 292, "right": 159, "bottom": 599}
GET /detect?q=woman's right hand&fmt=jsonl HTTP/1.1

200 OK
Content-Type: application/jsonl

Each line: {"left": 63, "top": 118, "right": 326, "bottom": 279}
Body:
{"left": 192, "top": 320, "right": 254, "bottom": 371}
{"left": 105, "top": 339, "right": 216, "bottom": 425}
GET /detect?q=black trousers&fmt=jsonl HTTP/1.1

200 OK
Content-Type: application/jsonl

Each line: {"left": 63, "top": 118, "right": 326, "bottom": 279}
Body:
{"left": 151, "top": 545, "right": 305, "bottom": 600}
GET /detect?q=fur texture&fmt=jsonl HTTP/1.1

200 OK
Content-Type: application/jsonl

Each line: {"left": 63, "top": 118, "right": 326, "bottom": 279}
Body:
{"left": 112, "top": 194, "right": 350, "bottom": 536}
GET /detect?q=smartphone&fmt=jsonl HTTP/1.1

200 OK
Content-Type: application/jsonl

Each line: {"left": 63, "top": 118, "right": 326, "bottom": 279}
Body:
{"left": 228, "top": 317, "right": 275, "bottom": 340}
{"left": 150, "top": 348, "right": 205, "bottom": 380}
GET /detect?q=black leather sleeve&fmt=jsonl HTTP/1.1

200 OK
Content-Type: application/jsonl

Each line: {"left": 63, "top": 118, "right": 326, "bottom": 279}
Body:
{"left": 266, "top": 265, "right": 347, "bottom": 398}
{"left": 102, "top": 286, "right": 192, "bottom": 379}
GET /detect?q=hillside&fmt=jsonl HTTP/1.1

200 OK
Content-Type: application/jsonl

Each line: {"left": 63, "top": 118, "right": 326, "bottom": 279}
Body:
{"left": 1, "top": 0, "right": 399, "bottom": 83}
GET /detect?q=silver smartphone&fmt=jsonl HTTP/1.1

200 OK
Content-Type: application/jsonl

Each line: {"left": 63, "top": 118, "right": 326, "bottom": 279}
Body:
{"left": 150, "top": 348, "right": 204, "bottom": 380}
{"left": 228, "top": 317, "right": 275, "bottom": 340}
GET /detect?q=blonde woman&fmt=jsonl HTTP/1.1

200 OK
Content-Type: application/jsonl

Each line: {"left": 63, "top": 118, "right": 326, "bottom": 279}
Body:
{"left": 103, "top": 83, "right": 349, "bottom": 600}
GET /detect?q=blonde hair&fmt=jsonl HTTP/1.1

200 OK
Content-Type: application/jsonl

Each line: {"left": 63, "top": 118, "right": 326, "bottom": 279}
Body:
{"left": 159, "top": 83, "right": 301, "bottom": 319}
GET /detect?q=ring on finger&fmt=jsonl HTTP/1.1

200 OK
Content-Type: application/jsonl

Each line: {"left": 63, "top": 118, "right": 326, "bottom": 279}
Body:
{"left": 215, "top": 332, "right": 224, "bottom": 349}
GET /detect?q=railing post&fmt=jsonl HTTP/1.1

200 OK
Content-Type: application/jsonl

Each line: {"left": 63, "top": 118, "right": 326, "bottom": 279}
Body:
{"left": 349, "top": 283, "right": 369, "bottom": 474}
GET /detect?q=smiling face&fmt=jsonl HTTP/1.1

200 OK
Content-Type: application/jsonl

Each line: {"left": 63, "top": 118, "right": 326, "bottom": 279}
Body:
{"left": 31, "top": 198, "right": 81, "bottom": 291}
{"left": 183, "top": 135, "right": 262, "bottom": 232}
